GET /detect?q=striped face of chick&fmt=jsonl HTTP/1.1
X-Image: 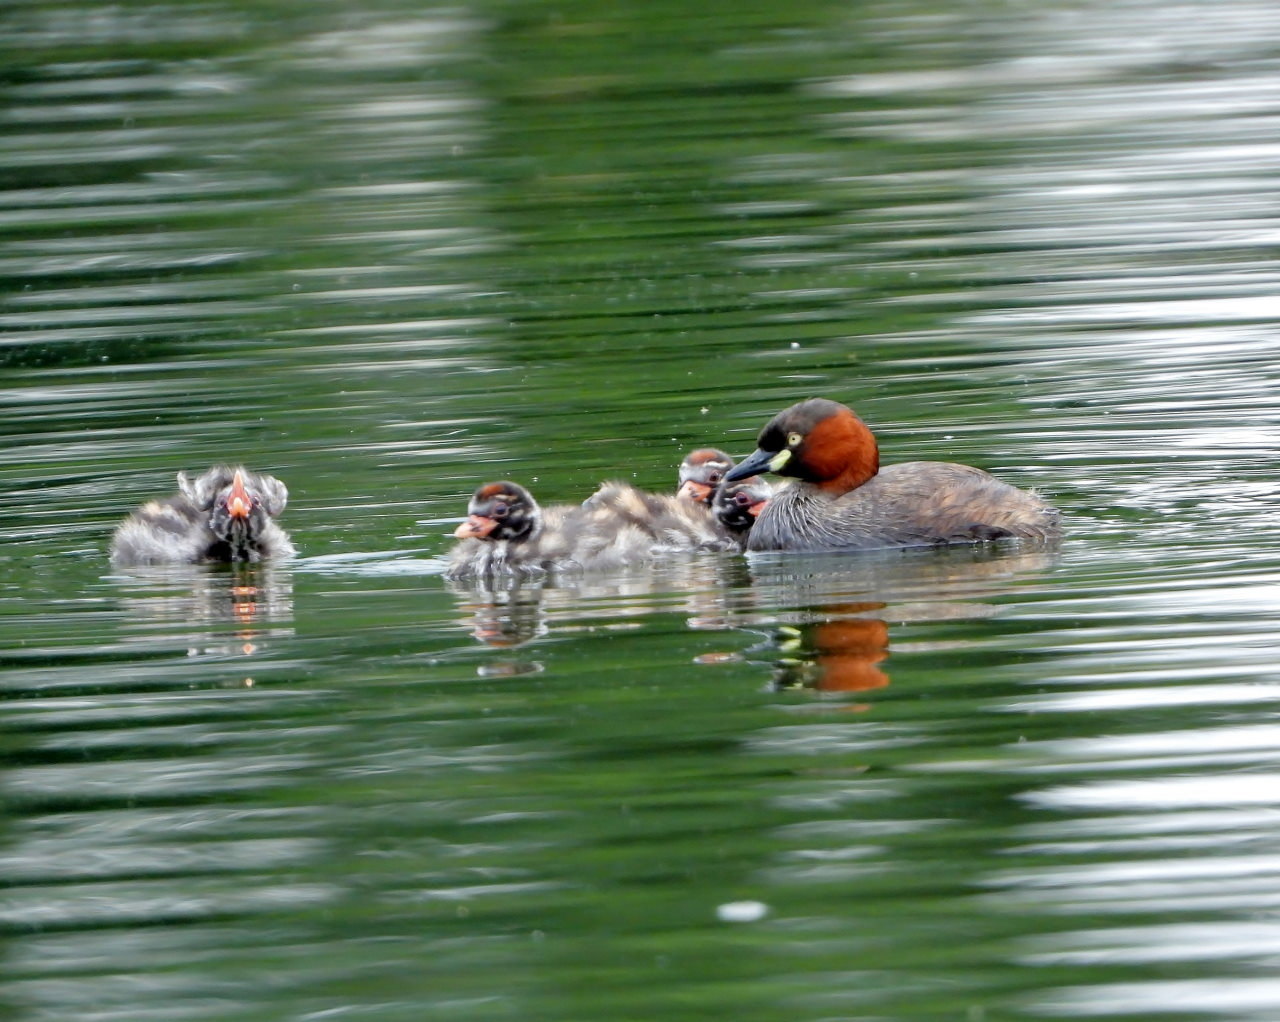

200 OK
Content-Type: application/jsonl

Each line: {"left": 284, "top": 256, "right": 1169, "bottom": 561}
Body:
{"left": 179, "top": 466, "right": 290, "bottom": 558}
{"left": 454, "top": 482, "right": 541, "bottom": 542}
{"left": 712, "top": 475, "right": 772, "bottom": 534}
{"left": 676, "top": 448, "right": 736, "bottom": 505}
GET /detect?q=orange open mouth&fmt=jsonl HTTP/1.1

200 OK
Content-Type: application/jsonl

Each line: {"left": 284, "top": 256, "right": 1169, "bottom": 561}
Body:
{"left": 228, "top": 470, "right": 251, "bottom": 519}
{"left": 677, "top": 480, "right": 714, "bottom": 504}
{"left": 454, "top": 514, "right": 497, "bottom": 540}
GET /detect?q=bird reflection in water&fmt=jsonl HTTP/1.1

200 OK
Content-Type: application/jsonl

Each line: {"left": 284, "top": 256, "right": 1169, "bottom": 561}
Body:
{"left": 445, "top": 577, "right": 548, "bottom": 677}
{"left": 111, "top": 564, "right": 294, "bottom": 668}
{"left": 742, "top": 545, "right": 1060, "bottom": 701}
{"left": 445, "top": 558, "right": 741, "bottom": 677}
{"left": 773, "top": 606, "right": 891, "bottom": 693}
{"left": 446, "top": 545, "right": 1058, "bottom": 695}
{"left": 446, "top": 575, "right": 547, "bottom": 647}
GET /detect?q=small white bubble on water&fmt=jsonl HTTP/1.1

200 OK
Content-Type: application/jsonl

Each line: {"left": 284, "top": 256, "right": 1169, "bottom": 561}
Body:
{"left": 716, "top": 900, "right": 769, "bottom": 923}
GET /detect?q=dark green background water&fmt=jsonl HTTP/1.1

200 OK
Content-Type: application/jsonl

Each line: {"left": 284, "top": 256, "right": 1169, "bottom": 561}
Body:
{"left": 5, "top": 1, "right": 1280, "bottom": 1019}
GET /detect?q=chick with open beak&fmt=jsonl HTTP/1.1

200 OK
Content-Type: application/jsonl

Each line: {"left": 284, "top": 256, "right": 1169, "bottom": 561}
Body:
{"left": 110, "top": 465, "right": 295, "bottom": 566}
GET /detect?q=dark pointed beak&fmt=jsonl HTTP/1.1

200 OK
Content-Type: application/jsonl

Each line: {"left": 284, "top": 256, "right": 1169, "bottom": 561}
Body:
{"left": 724, "top": 447, "right": 776, "bottom": 482}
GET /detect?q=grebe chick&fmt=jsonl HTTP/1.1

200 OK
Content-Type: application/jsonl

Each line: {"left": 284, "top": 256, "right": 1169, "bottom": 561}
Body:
{"left": 110, "top": 466, "right": 295, "bottom": 567}
{"left": 673, "top": 447, "right": 771, "bottom": 547}
{"left": 581, "top": 480, "right": 740, "bottom": 555}
{"left": 446, "top": 481, "right": 575, "bottom": 578}
{"left": 448, "top": 480, "right": 702, "bottom": 578}
{"left": 676, "top": 448, "right": 736, "bottom": 505}
{"left": 711, "top": 474, "right": 772, "bottom": 539}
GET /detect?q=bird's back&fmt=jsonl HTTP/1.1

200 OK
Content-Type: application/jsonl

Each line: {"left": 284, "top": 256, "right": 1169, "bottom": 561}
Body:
{"left": 110, "top": 496, "right": 211, "bottom": 566}
{"left": 747, "top": 461, "right": 1060, "bottom": 552}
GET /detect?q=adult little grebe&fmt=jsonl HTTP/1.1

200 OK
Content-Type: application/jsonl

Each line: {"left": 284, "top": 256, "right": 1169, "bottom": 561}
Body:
{"left": 110, "top": 466, "right": 296, "bottom": 567}
{"left": 723, "top": 398, "right": 1061, "bottom": 551}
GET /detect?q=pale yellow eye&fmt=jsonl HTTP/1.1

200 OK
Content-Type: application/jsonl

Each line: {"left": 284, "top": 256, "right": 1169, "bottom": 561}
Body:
{"left": 787, "top": 432, "right": 803, "bottom": 447}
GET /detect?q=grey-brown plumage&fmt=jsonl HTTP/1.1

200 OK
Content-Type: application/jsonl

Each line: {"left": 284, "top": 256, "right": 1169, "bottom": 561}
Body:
{"left": 109, "top": 466, "right": 295, "bottom": 567}
{"left": 581, "top": 481, "right": 740, "bottom": 554}
{"left": 744, "top": 462, "right": 1060, "bottom": 551}
{"left": 446, "top": 478, "right": 740, "bottom": 580}
{"left": 725, "top": 398, "right": 1061, "bottom": 552}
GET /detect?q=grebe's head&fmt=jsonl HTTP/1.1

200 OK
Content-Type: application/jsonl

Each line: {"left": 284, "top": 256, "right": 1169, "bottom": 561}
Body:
{"left": 676, "top": 448, "right": 735, "bottom": 505}
{"left": 454, "top": 481, "right": 542, "bottom": 542}
{"left": 724, "top": 398, "right": 879, "bottom": 495}
{"left": 711, "top": 474, "right": 772, "bottom": 534}
{"left": 179, "top": 466, "right": 289, "bottom": 557}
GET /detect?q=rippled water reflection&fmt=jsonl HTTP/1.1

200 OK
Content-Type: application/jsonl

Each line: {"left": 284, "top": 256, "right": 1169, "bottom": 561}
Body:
{"left": 6, "top": 0, "right": 1280, "bottom": 1019}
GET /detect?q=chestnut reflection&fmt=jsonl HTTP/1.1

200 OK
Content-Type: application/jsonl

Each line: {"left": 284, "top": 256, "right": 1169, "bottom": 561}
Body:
{"left": 774, "top": 607, "right": 891, "bottom": 692}
{"left": 747, "top": 546, "right": 1059, "bottom": 700}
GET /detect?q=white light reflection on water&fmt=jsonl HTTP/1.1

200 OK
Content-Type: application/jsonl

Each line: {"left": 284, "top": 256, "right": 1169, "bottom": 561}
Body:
{"left": 1037, "top": 979, "right": 1280, "bottom": 1019}
{"left": 1013, "top": 725, "right": 1280, "bottom": 776}
{"left": 1009, "top": 685, "right": 1280, "bottom": 713}
{"left": 1027, "top": 775, "right": 1280, "bottom": 813}
{"left": 1023, "top": 920, "right": 1280, "bottom": 966}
